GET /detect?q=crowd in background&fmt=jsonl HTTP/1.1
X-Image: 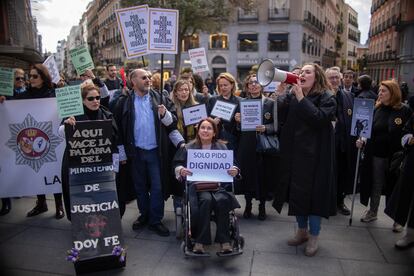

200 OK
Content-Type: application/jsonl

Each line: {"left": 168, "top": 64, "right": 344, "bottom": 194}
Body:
{"left": 1, "top": 61, "right": 414, "bottom": 255}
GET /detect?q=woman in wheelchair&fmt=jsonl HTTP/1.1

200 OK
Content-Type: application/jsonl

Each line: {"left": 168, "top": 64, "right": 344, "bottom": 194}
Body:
{"left": 173, "top": 118, "right": 241, "bottom": 255}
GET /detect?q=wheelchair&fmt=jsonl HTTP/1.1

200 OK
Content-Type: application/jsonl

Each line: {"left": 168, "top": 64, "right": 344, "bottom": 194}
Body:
{"left": 175, "top": 181, "right": 244, "bottom": 258}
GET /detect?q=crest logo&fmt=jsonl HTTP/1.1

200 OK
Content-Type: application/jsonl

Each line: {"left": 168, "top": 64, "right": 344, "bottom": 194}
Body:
{"left": 6, "top": 114, "right": 63, "bottom": 172}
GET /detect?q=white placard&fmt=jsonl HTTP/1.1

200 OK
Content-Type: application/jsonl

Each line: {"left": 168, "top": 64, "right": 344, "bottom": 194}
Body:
{"left": 240, "top": 99, "right": 262, "bottom": 131}
{"left": 182, "top": 104, "right": 207, "bottom": 126}
{"left": 210, "top": 100, "right": 237, "bottom": 122}
{"left": 187, "top": 149, "right": 233, "bottom": 182}
{"left": 0, "top": 98, "right": 64, "bottom": 197}
{"left": 188, "top": 47, "right": 209, "bottom": 73}
{"left": 148, "top": 8, "right": 179, "bottom": 54}
{"left": 263, "top": 81, "right": 280, "bottom": 93}
{"left": 43, "top": 55, "right": 60, "bottom": 84}
{"left": 116, "top": 5, "right": 149, "bottom": 58}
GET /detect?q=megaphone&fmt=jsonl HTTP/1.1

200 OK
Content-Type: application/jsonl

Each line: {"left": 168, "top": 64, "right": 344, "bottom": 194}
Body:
{"left": 257, "top": 59, "right": 299, "bottom": 87}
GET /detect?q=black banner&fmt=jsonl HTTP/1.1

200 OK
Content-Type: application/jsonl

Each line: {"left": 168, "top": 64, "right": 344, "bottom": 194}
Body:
{"left": 65, "top": 120, "right": 124, "bottom": 262}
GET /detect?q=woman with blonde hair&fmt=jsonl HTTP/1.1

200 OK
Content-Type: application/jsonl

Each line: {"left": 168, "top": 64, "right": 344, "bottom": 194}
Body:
{"left": 357, "top": 80, "right": 412, "bottom": 230}
{"left": 207, "top": 72, "right": 241, "bottom": 152}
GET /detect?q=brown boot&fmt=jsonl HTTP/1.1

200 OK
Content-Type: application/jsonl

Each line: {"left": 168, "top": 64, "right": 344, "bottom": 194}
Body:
{"left": 305, "top": 235, "right": 319, "bottom": 256}
{"left": 287, "top": 228, "right": 309, "bottom": 246}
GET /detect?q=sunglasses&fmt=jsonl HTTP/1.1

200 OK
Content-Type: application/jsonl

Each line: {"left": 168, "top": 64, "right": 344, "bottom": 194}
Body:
{"left": 141, "top": 76, "right": 150, "bottom": 80}
{"left": 86, "top": 96, "right": 101, "bottom": 101}
{"left": 15, "top": 77, "right": 25, "bottom": 81}
{"left": 29, "top": 74, "right": 39, "bottom": 79}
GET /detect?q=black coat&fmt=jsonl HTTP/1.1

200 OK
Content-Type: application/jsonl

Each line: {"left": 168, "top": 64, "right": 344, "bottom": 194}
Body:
{"left": 237, "top": 96, "right": 278, "bottom": 198}
{"left": 273, "top": 91, "right": 337, "bottom": 218}
{"left": 357, "top": 89, "right": 377, "bottom": 100}
{"left": 207, "top": 94, "right": 241, "bottom": 151}
{"left": 359, "top": 104, "right": 412, "bottom": 206}
{"left": 61, "top": 106, "right": 119, "bottom": 220}
{"left": 385, "top": 115, "right": 414, "bottom": 225}
{"left": 14, "top": 85, "right": 55, "bottom": 99}
{"left": 335, "top": 89, "right": 357, "bottom": 195}
{"left": 114, "top": 89, "right": 178, "bottom": 199}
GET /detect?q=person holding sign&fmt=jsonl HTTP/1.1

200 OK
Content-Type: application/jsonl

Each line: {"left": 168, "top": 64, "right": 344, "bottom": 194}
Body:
{"left": 5, "top": 64, "right": 65, "bottom": 219}
{"left": 273, "top": 63, "right": 337, "bottom": 257}
{"left": 356, "top": 80, "right": 412, "bottom": 228}
{"left": 59, "top": 82, "right": 120, "bottom": 220}
{"left": 207, "top": 73, "right": 241, "bottom": 152}
{"left": 235, "top": 74, "right": 279, "bottom": 220}
{"left": 172, "top": 118, "right": 241, "bottom": 254}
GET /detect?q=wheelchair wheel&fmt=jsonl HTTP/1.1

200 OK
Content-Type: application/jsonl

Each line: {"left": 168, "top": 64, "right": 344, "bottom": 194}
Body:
{"left": 180, "top": 241, "right": 186, "bottom": 253}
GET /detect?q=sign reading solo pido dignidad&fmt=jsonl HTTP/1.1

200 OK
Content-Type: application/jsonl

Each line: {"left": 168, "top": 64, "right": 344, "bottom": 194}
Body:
{"left": 65, "top": 120, "right": 125, "bottom": 272}
{"left": 186, "top": 149, "right": 233, "bottom": 183}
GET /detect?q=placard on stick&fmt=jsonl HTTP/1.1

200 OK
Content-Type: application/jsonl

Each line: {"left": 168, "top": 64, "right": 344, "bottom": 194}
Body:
{"left": 55, "top": 85, "right": 84, "bottom": 119}
{"left": 148, "top": 8, "right": 179, "bottom": 54}
{"left": 69, "top": 45, "right": 95, "bottom": 75}
{"left": 350, "top": 98, "right": 375, "bottom": 138}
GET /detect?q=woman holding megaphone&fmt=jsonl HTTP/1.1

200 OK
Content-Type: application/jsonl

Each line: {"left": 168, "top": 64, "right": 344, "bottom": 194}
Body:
{"left": 272, "top": 63, "right": 337, "bottom": 257}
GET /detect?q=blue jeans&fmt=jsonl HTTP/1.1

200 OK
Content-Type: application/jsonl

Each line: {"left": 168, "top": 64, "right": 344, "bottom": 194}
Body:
{"left": 131, "top": 148, "right": 164, "bottom": 225}
{"left": 296, "top": 215, "right": 321, "bottom": 236}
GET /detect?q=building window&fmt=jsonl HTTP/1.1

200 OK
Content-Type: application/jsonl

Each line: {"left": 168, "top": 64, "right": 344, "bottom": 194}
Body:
{"left": 268, "top": 33, "right": 289, "bottom": 51}
{"left": 210, "top": 34, "right": 228, "bottom": 50}
{"left": 182, "top": 34, "right": 200, "bottom": 51}
{"left": 238, "top": 33, "right": 258, "bottom": 52}
{"left": 212, "top": 56, "right": 226, "bottom": 64}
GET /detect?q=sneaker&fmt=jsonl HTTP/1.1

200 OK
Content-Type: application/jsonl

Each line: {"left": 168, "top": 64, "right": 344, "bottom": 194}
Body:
{"left": 305, "top": 235, "right": 319, "bottom": 257}
{"left": 287, "top": 228, "right": 309, "bottom": 246}
{"left": 392, "top": 222, "right": 404, "bottom": 233}
{"left": 360, "top": 210, "right": 377, "bottom": 223}
{"left": 395, "top": 229, "right": 414, "bottom": 249}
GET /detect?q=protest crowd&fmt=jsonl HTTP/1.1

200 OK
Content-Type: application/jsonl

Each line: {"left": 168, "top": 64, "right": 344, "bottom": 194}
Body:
{"left": 1, "top": 58, "right": 414, "bottom": 261}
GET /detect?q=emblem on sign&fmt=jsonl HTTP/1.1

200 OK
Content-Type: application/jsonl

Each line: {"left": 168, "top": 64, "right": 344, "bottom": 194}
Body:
{"left": 6, "top": 114, "right": 63, "bottom": 172}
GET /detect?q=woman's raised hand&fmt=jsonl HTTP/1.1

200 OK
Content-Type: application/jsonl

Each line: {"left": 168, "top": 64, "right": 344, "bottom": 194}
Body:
{"left": 64, "top": 116, "right": 76, "bottom": 126}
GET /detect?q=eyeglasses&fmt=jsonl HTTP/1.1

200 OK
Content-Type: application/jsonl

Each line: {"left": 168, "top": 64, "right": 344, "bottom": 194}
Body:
{"left": 248, "top": 80, "right": 259, "bottom": 85}
{"left": 29, "top": 74, "right": 39, "bottom": 79}
{"left": 86, "top": 96, "right": 101, "bottom": 101}
{"left": 15, "top": 77, "right": 25, "bottom": 81}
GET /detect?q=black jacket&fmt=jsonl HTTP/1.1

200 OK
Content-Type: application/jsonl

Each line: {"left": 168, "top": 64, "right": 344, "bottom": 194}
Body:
{"left": 114, "top": 89, "right": 180, "bottom": 198}
{"left": 237, "top": 96, "right": 278, "bottom": 198}
{"left": 273, "top": 91, "right": 337, "bottom": 218}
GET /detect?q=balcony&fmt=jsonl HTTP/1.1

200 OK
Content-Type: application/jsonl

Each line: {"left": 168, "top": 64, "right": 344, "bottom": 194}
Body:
{"left": 303, "top": 11, "right": 325, "bottom": 34}
{"left": 238, "top": 8, "right": 258, "bottom": 22}
{"left": 268, "top": 8, "right": 289, "bottom": 21}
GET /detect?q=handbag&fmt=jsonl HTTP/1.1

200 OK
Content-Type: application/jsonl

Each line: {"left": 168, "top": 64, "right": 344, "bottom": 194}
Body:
{"left": 256, "top": 98, "right": 279, "bottom": 154}
{"left": 194, "top": 182, "right": 220, "bottom": 192}
{"left": 256, "top": 133, "right": 280, "bottom": 154}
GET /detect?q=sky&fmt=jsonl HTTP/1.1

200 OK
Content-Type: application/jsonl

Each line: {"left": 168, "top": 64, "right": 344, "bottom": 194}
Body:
{"left": 34, "top": 0, "right": 371, "bottom": 53}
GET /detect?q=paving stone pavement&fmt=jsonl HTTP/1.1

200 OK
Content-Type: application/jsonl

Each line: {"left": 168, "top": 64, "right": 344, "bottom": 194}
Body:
{"left": 0, "top": 195, "right": 413, "bottom": 276}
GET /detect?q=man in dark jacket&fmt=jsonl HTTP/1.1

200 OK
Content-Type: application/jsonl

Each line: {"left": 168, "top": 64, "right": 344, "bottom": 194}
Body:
{"left": 342, "top": 70, "right": 358, "bottom": 96}
{"left": 114, "top": 69, "right": 184, "bottom": 237}
{"left": 357, "top": 75, "right": 377, "bottom": 100}
{"left": 326, "top": 67, "right": 356, "bottom": 216}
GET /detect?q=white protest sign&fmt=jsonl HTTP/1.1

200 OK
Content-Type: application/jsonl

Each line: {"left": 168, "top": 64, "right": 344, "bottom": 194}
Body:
{"left": 210, "top": 100, "right": 237, "bottom": 122}
{"left": 0, "top": 98, "right": 64, "bottom": 197}
{"left": 263, "top": 81, "right": 280, "bottom": 93}
{"left": 148, "top": 8, "right": 179, "bottom": 54}
{"left": 187, "top": 149, "right": 233, "bottom": 182}
{"left": 240, "top": 99, "right": 262, "bottom": 131}
{"left": 116, "top": 5, "right": 149, "bottom": 58}
{"left": 188, "top": 47, "right": 209, "bottom": 73}
{"left": 182, "top": 104, "right": 207, "bottom": 126}
{"left": 43, "top": 55, "right": 60, "bottom": 84}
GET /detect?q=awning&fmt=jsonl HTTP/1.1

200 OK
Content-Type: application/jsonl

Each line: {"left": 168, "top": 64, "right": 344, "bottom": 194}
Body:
{"left": 238, "top": 33, "right": 258, "bottom": 41}
{"left": 268, "top": 33, "right": 288, "bottom": 41}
